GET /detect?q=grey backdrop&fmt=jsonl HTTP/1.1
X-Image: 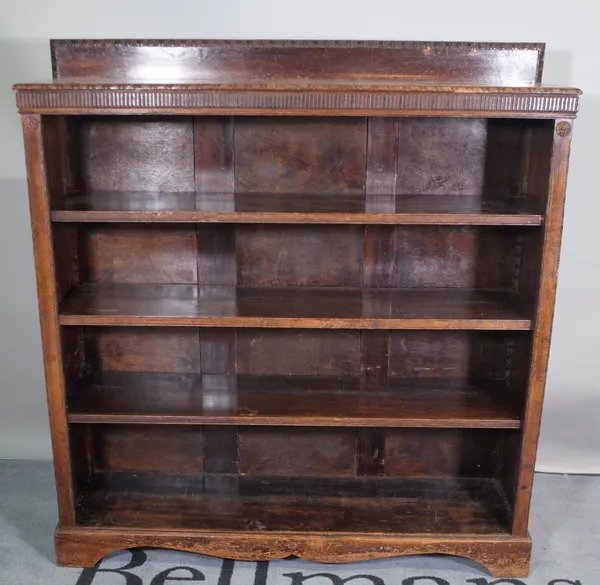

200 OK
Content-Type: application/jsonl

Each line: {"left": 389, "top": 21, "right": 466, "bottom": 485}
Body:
{"left": 1, "top": 0, "right": 598, "bottom": 473}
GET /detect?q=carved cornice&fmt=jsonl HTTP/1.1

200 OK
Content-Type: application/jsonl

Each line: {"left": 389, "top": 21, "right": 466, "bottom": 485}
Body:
{"left": 15, "top": 88, "right": 579, "bottom": 116}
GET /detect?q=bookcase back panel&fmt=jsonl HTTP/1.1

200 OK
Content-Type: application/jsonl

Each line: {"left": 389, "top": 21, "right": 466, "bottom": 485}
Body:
{"left": 236, "top": 225, "right": 364, "bottom": 287}
{"left": 397, "top": 118, "right": 487, "bottom": 196}
{"left": 236, "top": 329, "right": 361, "bottom": 377}
{"left": 78, "top": 224, "right": 198, "bottom": 284}
{"left": 73, "top": 327, "right": 526, "bottom": 381}
{"left": 388, "top": 331, "right": 519, "bottom": 380}
{"left": 79, "top": 424, "right": 516, "bottom": 482}
{"left": 73, "top": 116, "right": 195, "bottom": 192}
{"left": 392, "top": 226, "right": 520, "bottom": 289}
{"left": 60, "top": 116, "right": 552, "bottom": 210}
{"left": 385, "top": 428, "right": 509, "bottom": 478}
{"left": 83, "top": 327, "right": 201, "bottom": 374}
{"left": 396, "top": 118, "right": 530, "bottom": 199}
{"left": 234, "top": 117, "right": 367, "bottom": 194}
{"left": 238, "top": 427, "right": 358, "bottom": 477}
{"left": 65, "top": 222, "right": 531, "bottom": 292}
{"left": 92, "top": 425, "right": 205, "bottom": 473}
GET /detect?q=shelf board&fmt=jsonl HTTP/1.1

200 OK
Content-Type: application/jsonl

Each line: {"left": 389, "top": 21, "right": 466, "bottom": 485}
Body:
{"left": 68, "top": 373, "right": 521, "bottom": 429}
{"left": 77, "top": 472, "right": 512, "bottom": 535}
{"left": 59, "top": 284, "right": 532, "bottom": 330}
{"left": 51, "top": 192, "right": 543, "bottom": 226}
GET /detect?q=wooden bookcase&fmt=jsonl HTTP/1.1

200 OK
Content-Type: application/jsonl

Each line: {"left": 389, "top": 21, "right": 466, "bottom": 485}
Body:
{"left": 15, "top": 40, "right": 580, "bottom": 578}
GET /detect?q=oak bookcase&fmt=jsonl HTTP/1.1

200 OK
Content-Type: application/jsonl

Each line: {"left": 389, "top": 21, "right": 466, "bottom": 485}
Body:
{"left": 14, "top": 40, "right": 580, "bottom": 577}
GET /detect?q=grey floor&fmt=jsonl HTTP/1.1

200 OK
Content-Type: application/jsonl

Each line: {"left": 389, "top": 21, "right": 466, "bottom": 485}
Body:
{"left": 0, "top": 461, "right": 597, "bottom": 585}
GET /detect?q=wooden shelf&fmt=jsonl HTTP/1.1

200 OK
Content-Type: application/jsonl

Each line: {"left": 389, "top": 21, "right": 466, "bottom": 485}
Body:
{"left": 77, "top": 472, "right": 512, "bottom": 535}
{"left": 58, "top": 284, "right": 532, "bottom": 330}
{"left": 51, "top": 192, "right": 543, "bottom": 226}
{"left": 67, "top": 373, "right": 522, "bottom": 429}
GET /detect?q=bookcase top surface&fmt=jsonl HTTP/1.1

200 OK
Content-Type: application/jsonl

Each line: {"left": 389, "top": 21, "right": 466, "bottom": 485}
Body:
{"left": 14, "top": 40, "right": 581, "bottom": 116}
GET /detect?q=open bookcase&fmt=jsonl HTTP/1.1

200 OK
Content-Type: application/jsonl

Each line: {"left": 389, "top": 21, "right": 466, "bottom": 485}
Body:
{"left": 15, "top": 40, "right": 580, "bottom": 577}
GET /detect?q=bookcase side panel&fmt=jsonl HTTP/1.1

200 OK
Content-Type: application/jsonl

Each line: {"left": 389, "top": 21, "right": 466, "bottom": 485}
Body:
{"left": 21, "top": 114, "right": 77, "bottom": 525}
{"left": 512, "top": 119, "right": 574, "bottom": 534}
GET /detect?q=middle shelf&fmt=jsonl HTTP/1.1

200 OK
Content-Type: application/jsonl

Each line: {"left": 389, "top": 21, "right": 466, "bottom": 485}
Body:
{"left": 59, "top": 284, "right": 531, "bottom": 330}
{"left": 51, "top": 192, "right": 543, "bottom": 226}
{"left": 67, "top": 372, "right": 522, "bottom": 429}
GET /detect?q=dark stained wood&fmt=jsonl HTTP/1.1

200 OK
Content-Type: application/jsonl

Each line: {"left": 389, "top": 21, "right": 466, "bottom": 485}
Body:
{"left": 84, "top": 327, "right": 201, "bottom": 373}
{"left": 196, "top": 225, "right": 236, "bottom": 286}
{"left": 52, "top": 225, "right": 79, "bottom": 302}
{"left": 67, "top": 373, "right": 522, "bottom": 429}
{"left": 17, "top": 40, "right": 579, "bottom": 577}
{"left": 203, "top": 427, "right": 239, "bottom": 474}
{"left": 61, "top": 327, "right": 86, "bottom": 391}
{"left": 43, "top": 117, "right": 79, "bottom": 303}
{"left": 366, "top": 117, "right": 399, "bottom": 195}
{"left": 484, "top": 119, "right": 530, "bottom": 199}
{"left": 239, "top": 428, "right": 357, "bottom": 477}
{"left": 76, "top": 472, "right": 512, "bottom": 534}
{"left": 91, "top": 425, "right": 204, "bottom": 473}
{"left": 193, "top": 117, "right": 234, "bottom": 193}
{"left": 360, "top": 331, "right": 390, "bottom": 383}
{"left": 236, "top": 225, "right": 364, "bottom": 287}
{"left": 512, "top": 119, "right": 574, "bottom": 534}
{"left": 15, "top": 82, "right": 580, "bottom": 118}
{"left": 385, "top": 429, "right": 511, "bottom": 478}
{"left": 74, "top": 116, "right": 194, "bottom": 192}
{"left": 397, "top": 118, "right": 487, "bottom": 196}
{"left": 200, "top": 329, "right": 236, "bottom": 375}
{"left": 234, "top": 118, "right": 366, "bottom": 194}
{"left": 78, "top": 224, "right": 198, "bottom": 284}
{"left": 357, "top": 428, "right": 387, "bottom": 477}
{"left": 388, "top": 331, "right": 520, "bottom": 380}
{"left": 237, "top": 330, "right": 360, "bottom": 377}
{"left": 58, "top": 284, "right": 532, "bottom": 329}
{"left": 363, "top": 227, "right": 396, "bottom": 288}
{"left": 392, "top": 226, "right": 524, "bottom": 289}
{"left": 55, "top": 528, "right": 532, "bottom": 578}
{"left": 51, "top": 192, "right": 543, "bottom": 225}
{"left": 21, "top": 114, "right": 77, "bottom": 525}
{"left": 51, "top": 40, "right": 545, "bottom": 84}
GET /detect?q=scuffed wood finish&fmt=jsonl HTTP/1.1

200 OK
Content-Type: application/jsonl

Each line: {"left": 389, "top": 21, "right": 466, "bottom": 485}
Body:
{"left": 75, "top": 117, "right": 195, "bottom": 192}
{"left": 73, "top": 473, "right": 511, "bottom": 533}
{"left": 91, "top": 425, "right": 204, "bottom": 473}
{"left": 14, "top": 82, "right": 580, "bottom": 118}
{"left": 50, "top": 40, "right": 545, "bottom": 84}
{"left": 513, "top": 119, "right": 574, "bottom": 534}
{"left": 55, "top": 527, "right": 532, "bottom": 577}
{"left": 234, "top": 118, "right": 366, "bottom": 194}
{"left": 16, "top": 40, "right": 579, "bottom": 577}
{"left": 68, "top": 373, "right": 522, "bottom": 428}
{"left": 51, "top": 192, "right": 543, "bottom": 225}
{"left": 21, "top": 114, "right": 76, "bottom": 525}
{"left": 58, "top": 284, "right": 532, "bottom": 329}
{"left": 12, "top": 41, "right": 580, "bottom": 118}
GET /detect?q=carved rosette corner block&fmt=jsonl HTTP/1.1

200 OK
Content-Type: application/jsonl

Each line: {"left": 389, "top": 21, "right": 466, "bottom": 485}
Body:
{"left": 556, "top": 121, "right": 572, "bottom": 137}
{"left": 22, "top": 115, "right": 40, "bottom": 133}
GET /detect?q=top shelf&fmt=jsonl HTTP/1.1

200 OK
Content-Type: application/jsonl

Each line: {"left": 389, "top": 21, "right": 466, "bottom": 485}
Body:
{"left": 51, "top": 193, "right": 543, "bottom": 226}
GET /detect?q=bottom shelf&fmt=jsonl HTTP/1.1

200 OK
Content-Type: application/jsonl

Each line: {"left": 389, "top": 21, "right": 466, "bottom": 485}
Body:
{"left": 77, "top": 472, "right": 512, "bottom": 535}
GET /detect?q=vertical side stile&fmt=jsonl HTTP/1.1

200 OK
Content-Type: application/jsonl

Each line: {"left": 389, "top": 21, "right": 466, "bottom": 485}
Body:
{"left": 512, "top": 119, "right": 574, "bottom": 534}
{"left": 21, "top": 114, "right": 77, "bottom": 525}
